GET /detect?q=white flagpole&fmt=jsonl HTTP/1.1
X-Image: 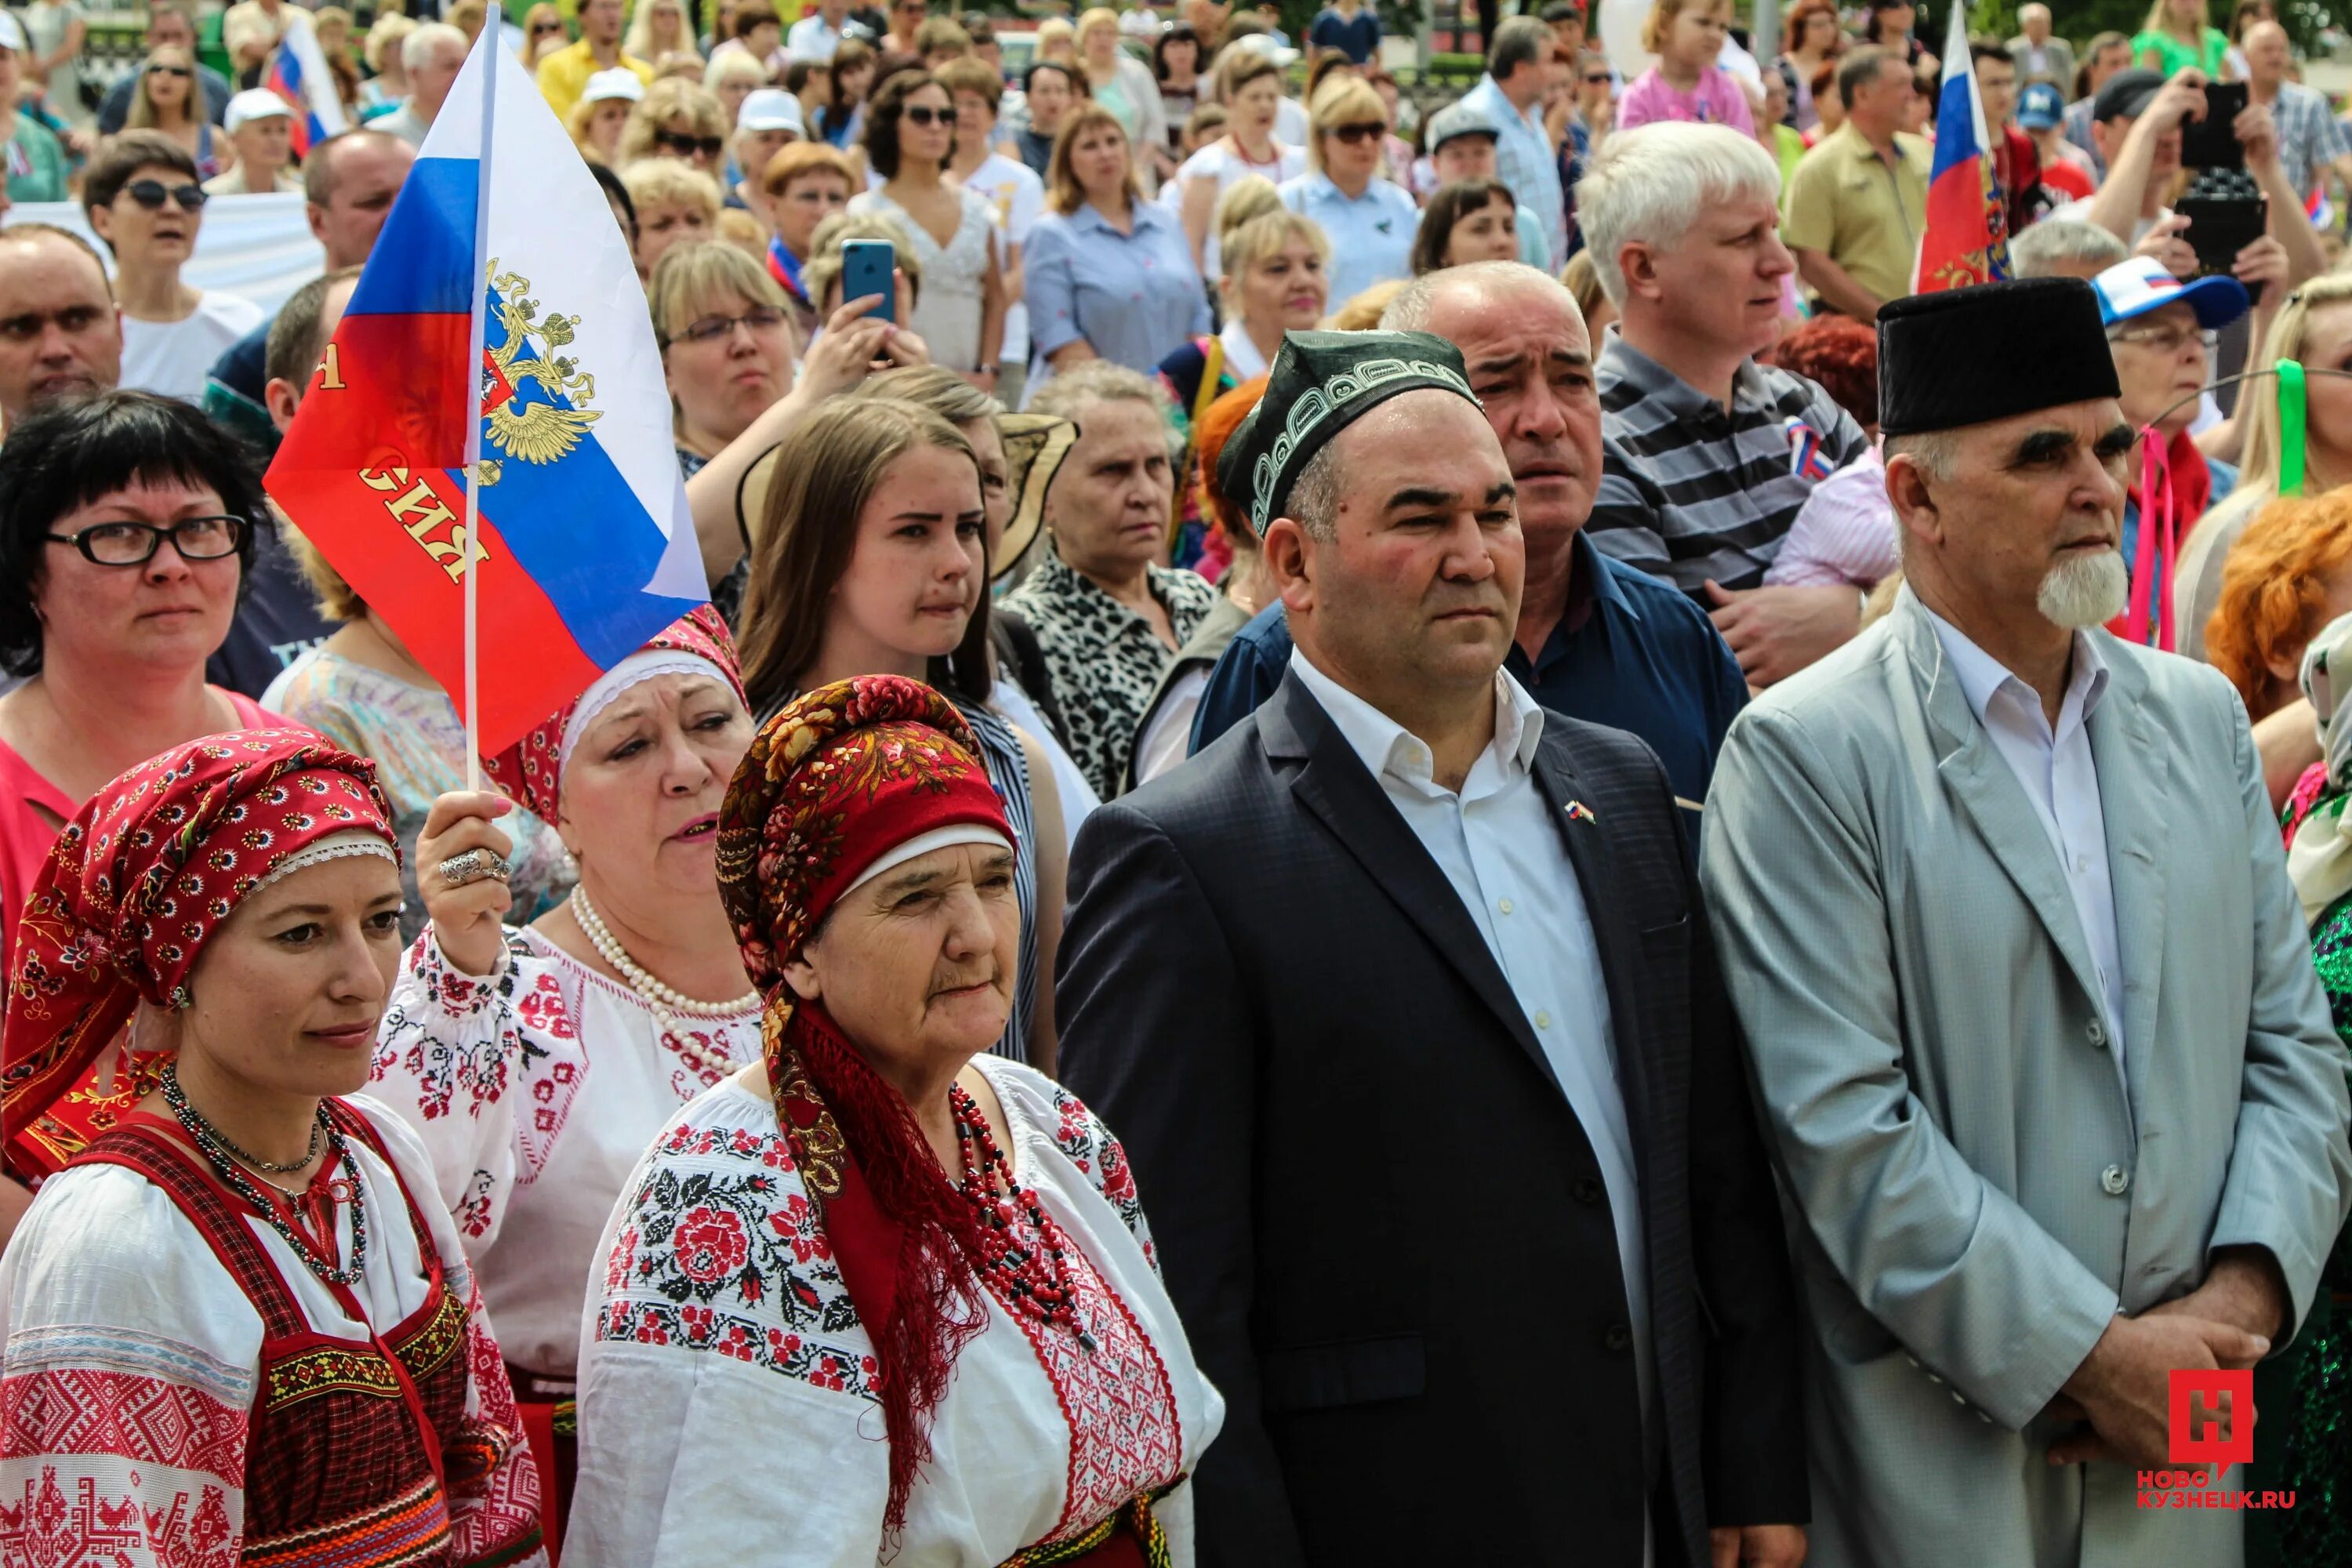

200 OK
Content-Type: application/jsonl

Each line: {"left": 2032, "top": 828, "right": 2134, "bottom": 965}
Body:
{"left": 459, "top": 9, "right": 501, "bottom": 793}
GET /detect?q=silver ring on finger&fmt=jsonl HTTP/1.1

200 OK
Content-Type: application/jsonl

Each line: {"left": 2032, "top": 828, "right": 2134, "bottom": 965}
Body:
{"left": 437, "top": 848, "right": 510, "bottom": 888}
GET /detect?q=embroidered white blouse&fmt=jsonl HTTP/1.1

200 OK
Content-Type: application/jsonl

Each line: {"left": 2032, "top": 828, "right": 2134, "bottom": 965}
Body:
{"left": 0, "top": 1097, "right": 545, "bottom": 1568}
{"left": 568, "top": 1054, "right": 1223, "bottom": 1566}
{"left": 372, "top": 927, "right": 764, "bottom": 1379}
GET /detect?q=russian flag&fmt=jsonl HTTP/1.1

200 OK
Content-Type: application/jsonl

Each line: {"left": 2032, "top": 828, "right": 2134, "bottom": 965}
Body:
{"left": 1914, "top": 2, "right": 2011, "bottom": 293}
{"left": 264, "top": 9, "right": 347, "bottom": 159}
{"left": 265, "top": 22, "right": 706, "bottom": 753}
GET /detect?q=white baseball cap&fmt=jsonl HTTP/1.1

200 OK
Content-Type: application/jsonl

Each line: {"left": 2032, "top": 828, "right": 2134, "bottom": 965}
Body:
{"left": 2090, "top": 255, "right": 2250, "bottom": 332}
{"left": 584, "top": 67, "right": 646, "bottom": 104}
{"left": 737, "top": 88, "right": 805, "bottom": 136}
{"left": 225, "top": 88, "right": 296, "bottom": 134}
{"left": 0, "top": 13, "right": 26, "bottom": 51}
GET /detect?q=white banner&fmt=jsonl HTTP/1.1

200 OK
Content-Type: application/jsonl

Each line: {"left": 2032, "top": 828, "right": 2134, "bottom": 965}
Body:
{"left": 2, "top": 191, "right": 325, "bottom": 316}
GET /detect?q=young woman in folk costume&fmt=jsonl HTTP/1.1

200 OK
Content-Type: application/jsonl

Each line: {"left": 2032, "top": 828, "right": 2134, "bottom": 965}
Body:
{"left": 567, "top": 675, "right": 1221, "bottom": 1564}
{"left": 368, "top": 607, "right": 763, "bottom": 1558}
{"left": 0, "top": 731, "right": 545, "bottom": 1567}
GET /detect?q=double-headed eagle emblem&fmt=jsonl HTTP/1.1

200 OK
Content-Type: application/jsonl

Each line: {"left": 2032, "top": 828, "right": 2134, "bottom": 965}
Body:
{"left": 477, "top": 260, "right": 601, "bottom": 486}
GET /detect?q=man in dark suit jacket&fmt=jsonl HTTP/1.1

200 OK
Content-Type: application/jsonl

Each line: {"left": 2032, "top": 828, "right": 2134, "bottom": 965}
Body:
{"left": 1057, "top": 329, "right": 1809, "bottom": 1567}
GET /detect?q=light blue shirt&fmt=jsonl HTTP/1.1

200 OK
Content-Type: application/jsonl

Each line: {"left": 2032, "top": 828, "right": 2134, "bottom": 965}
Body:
{"left": 1022, "top": 198, "right": 1211, "bottom": 378}
{"left": 1461, "top": 72, "right": 1565, "bottom": 262}
{"left": 1285, "top": 649, "right": 1652, "bottom": 1455}
{"left": 1919, "top": 590, "right": 2126, "bottom": 1091}
{"left": 785, "top": 13, "right": 842, "bottom": 59}
{"left": 1515, "top": 204, "right": 1552, "bottom": 273}
{"left": 1277, "top": 171, "right": 1418, "bottom": 309}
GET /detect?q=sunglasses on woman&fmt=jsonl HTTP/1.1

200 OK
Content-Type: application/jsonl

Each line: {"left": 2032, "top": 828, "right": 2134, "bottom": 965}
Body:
{"left": 901, "top": 103, "right": 949, "bottom": 126}
{"left": 124, "top": 179, "right": 208, "bottom": 211}
{"left": 658, "top": 131, "right": 726, "bottom": 157}
{"left": 1327, "top": 121, "right": 1385, "bottom": 144}
{"left": 149, "top": 63, "right": 193, "bottom": 77}
{"left": 532, "top": 20, "right": 564, "bottom": 34}
{"left": 46, "top": 516, "right": 248, "bottom": 567}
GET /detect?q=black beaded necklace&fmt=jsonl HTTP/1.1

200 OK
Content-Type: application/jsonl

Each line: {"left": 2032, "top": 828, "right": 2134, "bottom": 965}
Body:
{"left": 162, "top": 1064, "right": 368, "bottom": 1288}
{"left": 951, "top": 1083, "right": 1094, "bottom": 1353}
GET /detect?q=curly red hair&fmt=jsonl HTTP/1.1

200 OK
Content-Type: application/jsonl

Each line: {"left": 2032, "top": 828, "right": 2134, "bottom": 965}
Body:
{"left": 2208, "top": 491, "right": 2352, "bottom": 720}
{"left": 1772, "top": 316, "right": 1880, "bottom": 433}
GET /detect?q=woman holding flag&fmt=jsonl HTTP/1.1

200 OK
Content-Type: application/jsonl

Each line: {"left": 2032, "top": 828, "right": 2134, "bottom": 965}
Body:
{"left": 369, "top": 608, "right": 764, "bottom": 1555}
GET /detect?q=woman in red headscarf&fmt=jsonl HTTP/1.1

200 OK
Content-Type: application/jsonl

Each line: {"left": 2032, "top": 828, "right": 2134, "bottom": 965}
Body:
{"left": 567, "top": 675, "right": 1221, "bottom": 1566}
{"left": 368, "top": 608, "right": 761, "bottom": 1556}
{"left": 0, "top": 731, "right": 545, "bottom": 1568}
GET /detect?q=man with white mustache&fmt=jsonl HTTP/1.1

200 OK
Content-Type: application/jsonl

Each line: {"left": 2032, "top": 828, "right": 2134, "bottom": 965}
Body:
{"left": 1700, "top": 275, "right": 2352, "bottom": 1568}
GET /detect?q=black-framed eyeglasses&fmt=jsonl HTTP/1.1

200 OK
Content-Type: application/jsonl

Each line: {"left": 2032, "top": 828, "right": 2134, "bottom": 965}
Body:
{"left": 124, "top": 178, "right": 208, "bottom": 211}
{"left": 671, "top": 305, "right": 789, "bottom": 345}
{"left": 657, "top": 130, "right": 725, "bottom": 157}
{"left": 902, "top": 103, "right": 949, "bottom": 126}
{"left": 1327, "top": 121, "right": 1385, "bottom": 144}
{"left": 47, "top": 515, "right": 248, "bottom": 566}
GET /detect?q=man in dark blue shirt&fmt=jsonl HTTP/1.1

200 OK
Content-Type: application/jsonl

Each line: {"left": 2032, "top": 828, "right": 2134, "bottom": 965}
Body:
{"left": 1189, "top": 263, "right": 1748, "bottom": 815}
{"left": 1306, "top": 0, "right": 1380, "bottom": 64}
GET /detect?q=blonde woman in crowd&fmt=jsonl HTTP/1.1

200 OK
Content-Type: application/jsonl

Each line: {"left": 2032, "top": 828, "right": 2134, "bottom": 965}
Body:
{"left": 521, "top": 3, "right": 569, "bottom": 69}
{"left": 567, "top": 66, "right": 644, "bottom": 162}
{"left": 1279, "top": 73, "right": 1414, "bottom": 305}
{"left": 623, "top": 158, "right": 724, "bottom": 273}
{"left": 362, "top": 13, "right": 416, "bottom": 110}
{"left": 651, "top": 241, "right": 798, "bottom": 481}
{"left": 626, "top": 0, "right": 700, "bottom": 69}
{"left": 619, "top": 76, "right": 728, "bottom": 176}
{"left": 1075, "top": 5, "right": 1167, "bottom": 179}
{"left": 125, "top": 43, "right": 223, "bottom": 180}
{"left": 705, "top": 47, "right": 769, "bottom": 126}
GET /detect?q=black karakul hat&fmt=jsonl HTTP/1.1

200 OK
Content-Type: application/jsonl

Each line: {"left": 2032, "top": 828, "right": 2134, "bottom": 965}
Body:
{"left": 1217, "top": 328, "right": 1480, "bottom": 534}
{"left": 1877, "top": 278, "right": 2122, "bottom": 437}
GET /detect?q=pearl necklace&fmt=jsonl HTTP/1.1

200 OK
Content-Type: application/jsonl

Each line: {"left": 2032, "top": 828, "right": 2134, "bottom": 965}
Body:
{"left": 569, "top": 886, "right": 760, "bottom": 1032}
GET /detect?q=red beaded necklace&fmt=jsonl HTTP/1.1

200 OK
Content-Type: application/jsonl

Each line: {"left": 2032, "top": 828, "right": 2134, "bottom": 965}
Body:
{"left": 951, "top": 1083, "right": 1096, "bottom": 1353}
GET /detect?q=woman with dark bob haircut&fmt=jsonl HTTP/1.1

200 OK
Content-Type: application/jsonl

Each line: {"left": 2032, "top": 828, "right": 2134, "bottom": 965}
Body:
{"left": 0, "top": 391, "right": 283, "bottom": 1067}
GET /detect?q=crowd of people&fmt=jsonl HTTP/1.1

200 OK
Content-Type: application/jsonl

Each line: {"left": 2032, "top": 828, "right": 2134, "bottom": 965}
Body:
{"left": 10, "top": 0, "right": 2352, "bottom": 1563}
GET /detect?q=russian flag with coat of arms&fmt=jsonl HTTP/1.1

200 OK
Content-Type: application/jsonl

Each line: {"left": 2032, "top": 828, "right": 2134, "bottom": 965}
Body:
{"left": 1914, "top": 2, "right": 2012, "bottom": 292}
{"left": 266, "top": 20, "right": 706, "bottom": 754}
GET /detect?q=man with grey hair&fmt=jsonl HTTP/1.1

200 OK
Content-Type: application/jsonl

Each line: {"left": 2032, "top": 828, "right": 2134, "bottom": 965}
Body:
{"left": 1578, "top": 121, "right": 1870, "bottom": 686}
{"left": 1456, "top": 16, "right": 1565, "bottom": 258}
{"left": 374, "top": 22, "right": 468, "bottom": 147}
{"left": 2009, "top": 216, "right": 2129, "bottom": 281}
{"left": 1000, "top": 362, "right": 1219, "bottom": 797}
{"left": 2006, "top": 2, "right": 2074, "bottom": 89}
{"left": 1058, "top": 324, "right": 1809, "bottom": 1567}
{"left": 1703, "top": 274, "right": 2351, "bottom": 1568}
{"left": 1189, "top": 261, "right": 1749, "bottom": 817}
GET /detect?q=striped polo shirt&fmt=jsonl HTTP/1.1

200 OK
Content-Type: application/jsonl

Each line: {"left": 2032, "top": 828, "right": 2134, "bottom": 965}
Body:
{"left": 1587, "top": 332, "right": 1870, "bottom": 597}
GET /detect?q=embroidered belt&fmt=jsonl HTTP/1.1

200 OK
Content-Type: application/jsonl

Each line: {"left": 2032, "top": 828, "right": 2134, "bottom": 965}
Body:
{"left": 995, "top": 1479, "right": 1185, "bottom": 1568}
{"left": 241, "top": 1472, "right": 452, "bottom": 1568}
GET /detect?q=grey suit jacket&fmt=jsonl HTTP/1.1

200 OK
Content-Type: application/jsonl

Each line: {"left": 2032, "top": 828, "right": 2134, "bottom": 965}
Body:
{"left": 1699, "top": 591, "right": 2352, "bottom": 1568}
{"left": 2008, "top": 32, "right": 2078, "bottom": 89}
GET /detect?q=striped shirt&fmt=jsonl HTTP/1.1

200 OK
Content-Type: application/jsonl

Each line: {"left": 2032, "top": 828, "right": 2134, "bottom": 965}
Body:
{"left": 1587, "top": 330, "right": 1871, "bottom": 596}
{"left": 753, "top": 685, "right": 1040, "bottom": 1065}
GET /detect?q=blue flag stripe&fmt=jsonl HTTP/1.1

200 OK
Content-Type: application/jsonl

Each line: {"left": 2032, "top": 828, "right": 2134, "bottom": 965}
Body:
{"left": 347, "top": 156, "right": 481, "bottom": 318}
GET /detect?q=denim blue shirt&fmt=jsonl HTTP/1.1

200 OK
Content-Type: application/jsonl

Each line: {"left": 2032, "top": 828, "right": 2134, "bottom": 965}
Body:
{"left": 1188, "top": 531, "right": 1748, "bottom": 821}
{"left": 1460, "top": 73, "right": 1565, "bottom": 261}
{"left": 1022, "top": 198, "right": 1212, "bottom": 376}
{"left": 1278, "top": 172, "right": 1419, "bottom": 309}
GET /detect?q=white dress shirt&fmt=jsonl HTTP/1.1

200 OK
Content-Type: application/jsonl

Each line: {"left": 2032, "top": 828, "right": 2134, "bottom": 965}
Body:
{"left": 1287, "top": 652, "right": 1654, "bottom": 1453}
{"left": 1920, "top": 595, "right": 2128, "bottom": 1089}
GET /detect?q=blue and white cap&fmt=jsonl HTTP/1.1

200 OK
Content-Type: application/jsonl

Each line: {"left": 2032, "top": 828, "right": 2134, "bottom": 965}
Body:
{"left": 2090, "top": 255, "right": 2251, "bottom": 332}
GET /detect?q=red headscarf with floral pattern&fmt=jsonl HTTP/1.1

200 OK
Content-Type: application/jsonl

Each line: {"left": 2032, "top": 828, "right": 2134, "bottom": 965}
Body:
{"left": 716, "top": 674, "right": 1014, "bottom": 1541}
{"left": 481, "top": 605, "right": 748, "bottom": 823}
{"left": 2, "top": 731, "right": 398, "bottom": 1178}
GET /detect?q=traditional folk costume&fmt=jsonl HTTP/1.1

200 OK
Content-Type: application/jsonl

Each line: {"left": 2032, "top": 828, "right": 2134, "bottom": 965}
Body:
{"left": 370, "top": 609, "right": 762, "bottom": 1553}
{"left": 568, "top": 677, "right": 1221, "bottom": 1566}
{"left": 0, "top": 732, "right": 545, "bottom": 1568}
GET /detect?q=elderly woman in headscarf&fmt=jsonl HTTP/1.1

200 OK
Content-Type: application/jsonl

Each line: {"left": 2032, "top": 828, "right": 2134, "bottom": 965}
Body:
{"left": 0, "top": 731, "right": 546, "bottom": 1567}
{"left": 568, "top": 675, "right": 1220, "bottom": 1566}
{"left": 2274, "top": 612, "right": 2352, "bottom": 1561}
{"left": 367, "top": 607, "right": 761, "bottom": 1557}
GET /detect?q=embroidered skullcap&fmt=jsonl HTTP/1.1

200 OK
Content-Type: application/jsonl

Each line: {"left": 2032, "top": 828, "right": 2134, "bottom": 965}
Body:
{"left": 1877, "top": 278, "right": 2121, "bottom": 437}
{"left": 2, "top": 731, "right": 397, "bottom": 1178}
{"left": 481, "top": 604, "right": 747, "bottom": 822}
{"left": 1215, "top": 328, "right": 1481, "bottom": 535}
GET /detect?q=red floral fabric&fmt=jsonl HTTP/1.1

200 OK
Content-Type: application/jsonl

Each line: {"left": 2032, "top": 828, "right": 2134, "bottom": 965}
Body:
{"left": 1, "top": 731, "right": 397, "bottom": 1179}
{"left": 481, "top": 605, "right": 747, "bottom": 824}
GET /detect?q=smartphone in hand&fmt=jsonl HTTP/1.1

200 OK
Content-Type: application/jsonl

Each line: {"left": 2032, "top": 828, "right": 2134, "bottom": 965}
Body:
{"left": 840, "top": 239, "right": 896, "bottom": 325}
